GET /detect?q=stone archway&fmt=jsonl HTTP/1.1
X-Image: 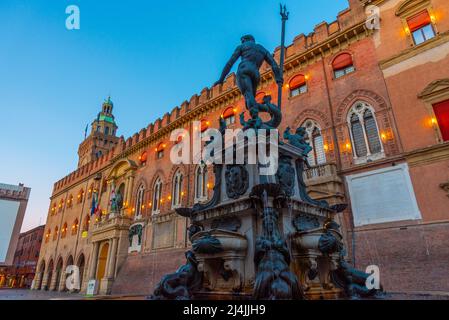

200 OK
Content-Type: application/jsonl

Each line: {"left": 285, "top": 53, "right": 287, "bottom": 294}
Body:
{"left": 76, "top": 254, "right": 86, "bottom": 292}
{"left": 45, "top": 259, "right": 54, "bottom": 291}
{"left": 35, "top": 260, "right": 46, "bottom": 290}
{"left": 62, "top": 255, "right": 74, "bottom": 292}
{"left": 54, "top": 257, "right": 63, "bottom": 291}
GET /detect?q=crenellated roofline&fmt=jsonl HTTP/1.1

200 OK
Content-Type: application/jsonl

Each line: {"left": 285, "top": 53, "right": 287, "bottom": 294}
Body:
{"left": 51, "top": 2, "right": 373, "bottom": 197}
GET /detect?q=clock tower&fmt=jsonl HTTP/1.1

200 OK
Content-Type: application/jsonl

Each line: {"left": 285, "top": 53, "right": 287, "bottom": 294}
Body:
{"left": 77, "top": 97, "right": 119, "bottom": 167}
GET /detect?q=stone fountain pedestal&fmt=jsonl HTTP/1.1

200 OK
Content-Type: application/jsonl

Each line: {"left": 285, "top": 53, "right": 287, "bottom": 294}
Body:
{"left": 178, "top": 142, "right": 346, "bottom": 300}
{"left": 151, "top": 134, "right": 383, "bottom": 300}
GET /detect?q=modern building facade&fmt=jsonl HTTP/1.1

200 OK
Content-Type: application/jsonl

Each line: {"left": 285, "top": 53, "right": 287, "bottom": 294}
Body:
{"left": 34, "top": 0, "right": 449, "bottom": 296}
{"left": 0, "top": 225, "right": 45, "bottom": 288}
{"left": 0, "top": 183, "right": 31, "bottom": 287}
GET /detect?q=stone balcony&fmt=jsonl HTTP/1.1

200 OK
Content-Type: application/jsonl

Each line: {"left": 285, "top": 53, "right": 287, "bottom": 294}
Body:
{"left": 303, "top": 163, "right": 345, "bottom": 206}
{"left": 91, "top": 213, "right": 132, "bottom": 242}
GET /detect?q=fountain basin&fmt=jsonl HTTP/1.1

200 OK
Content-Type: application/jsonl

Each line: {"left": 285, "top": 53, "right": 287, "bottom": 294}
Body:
{"left": 291, "top": 229, "right": 342, "bottom": 252}
{"left": 191, "top": 229, "right": 248, "bottom": 253}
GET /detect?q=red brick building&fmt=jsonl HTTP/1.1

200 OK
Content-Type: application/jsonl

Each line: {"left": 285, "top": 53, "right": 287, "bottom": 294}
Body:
{"left": 34, "top": 0, "right": 449, "bottom": 297}
{"left": 1, "top": 226, "right": 44, "bottom": 288}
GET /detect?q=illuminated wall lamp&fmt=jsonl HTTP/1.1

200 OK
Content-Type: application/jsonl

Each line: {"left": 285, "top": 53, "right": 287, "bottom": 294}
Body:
{"left": 403, "top": 25, "right": 411, "bottom": 36}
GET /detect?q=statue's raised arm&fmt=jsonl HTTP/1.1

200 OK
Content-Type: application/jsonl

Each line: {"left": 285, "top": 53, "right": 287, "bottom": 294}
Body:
{"left": 214, "top": 46, "right": 242, "bottom": 86}
{"left": 214, "top": 35, "right": 282, "bottom": 113}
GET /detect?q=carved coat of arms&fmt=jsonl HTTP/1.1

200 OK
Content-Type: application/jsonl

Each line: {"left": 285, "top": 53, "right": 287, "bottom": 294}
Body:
{"left": 225, "top": 165, "right": 249, "bottom": 199}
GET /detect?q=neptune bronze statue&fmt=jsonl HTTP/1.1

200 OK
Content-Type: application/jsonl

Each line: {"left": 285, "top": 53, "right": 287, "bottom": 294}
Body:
{"left": 214, "top": 35, "right": 283, "bottom": 113}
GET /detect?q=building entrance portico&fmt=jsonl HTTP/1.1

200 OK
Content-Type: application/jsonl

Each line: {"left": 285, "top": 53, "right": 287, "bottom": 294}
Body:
{"left": 96, "top": 242, "right": 109, "bottom": 281}
{"left": 87, "top": 217, "right": 130, "bottom": 295}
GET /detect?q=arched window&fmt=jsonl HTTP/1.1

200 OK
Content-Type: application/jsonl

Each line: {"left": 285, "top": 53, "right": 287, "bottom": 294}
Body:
{"left": 61, "top": 223, "right": 68, "bottom": 239}
{"left": 78, "top": 189, "right": 84, "bottom": 204}
{"left": 88, "top": 184, "right": 94, "bottom": 199}
{"left": 332, "top": 53, "right": 355, "bottom": 79}
{"left": 53, "top": 227, "right": 58, "bottom": 241}
{"left": 152, "top": 178, "right": 163, "bottom": 214}
{"left": 302, "top": 120, "right": 326, "bottom": 166}
{"left": 72, "top": 219, "right": 79, "bottom": 235}
{"left": 58, "top": 199, "right": 64, "bottom": 212}
{"left": 199, "top": 119, "right": 210, "bottom": 139}
{"left": 200, "top": 119, "right": 210, "bottom": 133}
{"left": 139, "top": 151, "right": 148, "bottom": 166}
{"left": 83, "top": 215, "right": 90, "bottom": 232}
{"left": 172, "top": 170, "right": 183, "bottom": 208}
{"left": 289, "top": 74, "right": 307, "bottom": 97}
{"left": 67, "top": 195, "right": 73, "bottom": 208}
{"left": 155, "top": 143, "right": 165, "bottom": 159}
{"left": 348, "top": 102, "right": 383, "bottom": 161}
{"left": 195, "top": 164, "right": 208, "bottom": 202}
{"left": 222, "top": 107, "right": 237, "bottom": 125}
{"left": 135, "top": 185, "right": 145, "bottom": 217}
{"left": 51, "top": 203, "right": 57, "bottom": 215}
{"left": 45, "top": 229, "right": 51, "bottom": 243}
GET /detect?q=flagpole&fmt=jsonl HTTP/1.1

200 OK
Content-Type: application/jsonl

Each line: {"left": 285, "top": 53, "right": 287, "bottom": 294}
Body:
{"left": 278, "top": 4, "right": 289, "bottom": 110}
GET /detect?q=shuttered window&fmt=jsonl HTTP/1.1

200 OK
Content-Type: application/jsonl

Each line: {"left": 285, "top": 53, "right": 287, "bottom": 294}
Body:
{"left": 348, "top": 102, "right": 384, "bottom": 161}
{"left": 433, "top": 100, "right": 449, "bottom": 141}
{"left": 351, "top": 114, "right": 368, "bottom": 157}
{"left": 364, "top": 110, "right": 382, "bottom": 154}
{"left": 333, "top": 53, "right": 355, "bottom": 79}
{"left": 152, "top": 178, "right": 162, "bottom": 213}
{"left": 289, "top": 74, "right": 308, "bottom": 97}
{"left": 407, "top": 10, "right": 435, "bottom": 45}
{"left": 313, "top": 130, "right": 327, "bottom": 165}
{"left": 302, "top": 120, "right": 327, "bottom": 166}
{"left": 407, "top": 10, "right": 431, "bottom": 32}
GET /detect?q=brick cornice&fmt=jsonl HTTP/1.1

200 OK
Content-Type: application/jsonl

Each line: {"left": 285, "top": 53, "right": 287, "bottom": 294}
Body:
{"left": 379, "top": 31, "right": 449, "bottom": 70}
{"left": 405, "top": 142, "right": 449, "bottom": 167}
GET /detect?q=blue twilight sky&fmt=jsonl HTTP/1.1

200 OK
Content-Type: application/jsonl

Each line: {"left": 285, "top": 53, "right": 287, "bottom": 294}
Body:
{"left": 0, "top": 0, "right": 348, "bottom": 231}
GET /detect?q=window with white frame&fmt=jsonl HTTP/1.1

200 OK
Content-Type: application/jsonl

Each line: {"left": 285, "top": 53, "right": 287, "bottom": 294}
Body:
{"left": 195, "top": 164, "right": 208, "bottom": 202}
{"left": 348, "top": 102, "right": 384, "bottom": 163}
{"left": 407, "top": 10, "right": 436, "bottom": 45}
{"left": 302, "top": 119, "right": 326, "bottom": 166}
{"left": 135, "top": 184, "right": 145, "bottom": 218}
{"left": 152, "top": 178, "right": 162, "bottom": 214}
{"left": 172, "top": 170, "right": 183, "bottom": 208}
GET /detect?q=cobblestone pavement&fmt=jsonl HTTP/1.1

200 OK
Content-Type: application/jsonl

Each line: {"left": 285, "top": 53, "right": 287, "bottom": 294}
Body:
{"left": 1, "top": 288, "right": 448, "bottom": 300}
{"left": 0, "top": 288, "right": 84, "bottom": 300}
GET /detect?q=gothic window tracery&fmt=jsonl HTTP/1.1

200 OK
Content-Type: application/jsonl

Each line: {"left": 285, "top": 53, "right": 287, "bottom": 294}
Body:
{"left": 347, "top": 102, "right": 384, "bottom": 163}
